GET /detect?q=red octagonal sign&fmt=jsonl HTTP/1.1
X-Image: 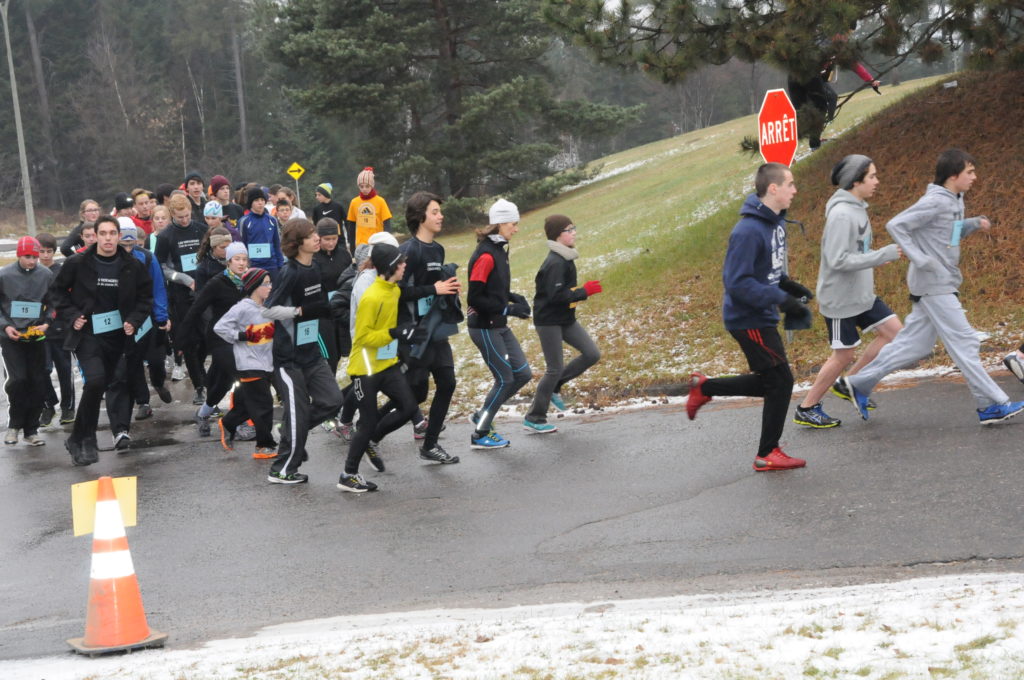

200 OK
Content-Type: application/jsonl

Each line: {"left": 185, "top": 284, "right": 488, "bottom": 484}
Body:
{"left": 757, "top": 88, "right": 798, "bottom": 167}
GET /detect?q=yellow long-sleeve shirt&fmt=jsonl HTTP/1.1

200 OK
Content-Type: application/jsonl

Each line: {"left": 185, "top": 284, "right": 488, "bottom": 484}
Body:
{"left": 347, "top": 276, "right": 400, "bottom": 376}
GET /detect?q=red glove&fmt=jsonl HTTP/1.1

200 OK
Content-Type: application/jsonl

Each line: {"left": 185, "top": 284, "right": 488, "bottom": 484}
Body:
{"left": 260, "top": 324, "right": 275, "bottom": 341}
{"left": 245, "top": 325, "right": 261, "bottom": 343}
{"left": 583, "top": 280, "right": 602, "bottom": 296}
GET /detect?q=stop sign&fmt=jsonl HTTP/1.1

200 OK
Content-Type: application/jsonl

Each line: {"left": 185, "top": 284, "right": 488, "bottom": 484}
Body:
{"left": 757, "top": 89, "right": 798, "bottom": 167}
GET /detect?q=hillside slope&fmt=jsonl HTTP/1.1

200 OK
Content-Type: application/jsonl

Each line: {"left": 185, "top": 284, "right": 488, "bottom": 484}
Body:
{"left": 439, "top": 74, "right": 958, "bottom": 409}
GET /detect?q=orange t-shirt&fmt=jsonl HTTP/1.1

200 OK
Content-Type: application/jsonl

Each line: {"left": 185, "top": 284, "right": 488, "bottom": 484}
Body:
{"left": 346, "top": 195, "right": 392, "bottom": 245}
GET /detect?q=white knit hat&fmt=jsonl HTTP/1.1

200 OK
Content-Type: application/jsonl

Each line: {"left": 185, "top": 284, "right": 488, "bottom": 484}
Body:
{"left": 488, "top": 198, "right": 519, "bottom": 225}
{"left": 225, "top": 241, "right": 248, "bottom": 261}
{"left": 367, "top": 231, "right": 399, "bottom": 248}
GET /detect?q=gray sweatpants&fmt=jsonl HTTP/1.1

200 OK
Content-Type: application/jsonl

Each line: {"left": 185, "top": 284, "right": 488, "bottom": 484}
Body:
{"left": 526, "top": 322, "right": 600, "bottom": 422}
{"left": 847, "top": 293, "right": 1008, "bottom": 409}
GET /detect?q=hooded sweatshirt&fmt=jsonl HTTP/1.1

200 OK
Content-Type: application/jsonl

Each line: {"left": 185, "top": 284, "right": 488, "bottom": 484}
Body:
{"left": 815, "top": 189, "right": 900, "bottom": 319}
{"left": 885, "top": 184, "right": 986, "bottom": 297}
{"left": 0, "top": 262, "right": 53, "bottom": 332}
{"left": 721, "top": 194, "right": 791, "bottom": 331}
{"left": 213, "top": 297, "right": 297, "bottom": 373}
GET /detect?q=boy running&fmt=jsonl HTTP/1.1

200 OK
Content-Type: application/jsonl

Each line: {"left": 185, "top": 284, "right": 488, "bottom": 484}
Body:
{"left": 687, "top": 163, "right": 811, "bottom": 471}
{"left": 841, "top": 149, "right": 1024, "bottom": 424}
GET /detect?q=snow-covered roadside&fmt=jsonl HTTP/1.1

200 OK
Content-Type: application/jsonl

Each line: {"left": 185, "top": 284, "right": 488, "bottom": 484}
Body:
{"left": 5, "top": 572, "right": 1023, "bottom": 680}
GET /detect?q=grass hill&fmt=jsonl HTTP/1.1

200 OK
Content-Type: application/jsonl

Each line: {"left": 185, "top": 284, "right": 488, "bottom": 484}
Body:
{"left": 444, "top": 71, "right": 1024, "bottom": 412}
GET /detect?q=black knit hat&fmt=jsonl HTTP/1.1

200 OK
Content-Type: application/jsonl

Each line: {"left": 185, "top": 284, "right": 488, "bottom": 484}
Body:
{"left": 245, "top": 186, "right": 266, "bottom": 210}
{"left": 370, "top": 244, "right": 404, "bottom": 278}
{"left": 544, "top": 214, "right": 573, "bottom": 241}
{"left": 184, "top": 170, "right": 204, "bottom": 187}
{"left": 316, "top": 217, "right": 340, "bottom": 236}
{"left": 114, "top": 192, "right": 134, "bottom": 211}
{"left": 242, "top": 267, "right": 270, "bottom": 297}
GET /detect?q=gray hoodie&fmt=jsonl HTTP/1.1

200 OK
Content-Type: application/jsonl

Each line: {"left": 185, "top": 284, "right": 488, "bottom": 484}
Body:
{"left": 0, "top": 262, "right": 54, "bottom": 332}
{"left": 816, "top": 189, "right": 900, "bottom": 319}
{"left": 213, "top": 297, "right": 297, "bottom": 373}
{"left": 885, "top": 184, "right": 986, "bottom": 297}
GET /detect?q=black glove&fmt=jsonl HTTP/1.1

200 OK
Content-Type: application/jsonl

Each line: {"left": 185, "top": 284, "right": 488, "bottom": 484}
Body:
{"left": 778, "top": 295, "right": 808, "bottom": 315}
{"left": 784, "top": 305, "right": 813, "bottom": 330}
{"left": 779, "top": 277, "right": 813, "bottom": 301}
{"left": 390, "top": 322, "right": 428, "bottom": 344}
{"left": 508, "top": 292, "right": 527, "bottom": 305}
{"left": 507, "top": 301, "right": 531, "bottom": 319}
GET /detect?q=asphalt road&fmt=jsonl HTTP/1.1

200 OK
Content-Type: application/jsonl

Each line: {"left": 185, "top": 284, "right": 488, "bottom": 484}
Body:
{"left": 2, "top": 374, "right": 1024, "bottom": 660}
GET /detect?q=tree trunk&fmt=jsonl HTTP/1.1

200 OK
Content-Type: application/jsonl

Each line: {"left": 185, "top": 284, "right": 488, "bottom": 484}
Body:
{"left": 431, "top": 0, "right": 463, "bottom": 196}
{"left": 23, "top": 0, "right": 62, "bottom": 209}
{"left": 231, "top": 28, "right": 249, "bottom": 157}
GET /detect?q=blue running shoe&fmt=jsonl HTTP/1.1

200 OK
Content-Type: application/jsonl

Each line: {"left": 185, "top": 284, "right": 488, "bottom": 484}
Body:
{"left": 978, "top": 400, "right": 1024, "bottom": 425}
{"left": 522, "top": 418, "right": 557, "bottom": 434}
{"left": 550, "top": 393, "right": 567, "bottom": 412}
{"left": 471, "top": 431, "right": 510, "bottom": 449}
{"left": 831, "top": 379, "right": 876, "bottom": 410}
{"left": 840, "top": 377, "right": 871, "bottom": 420}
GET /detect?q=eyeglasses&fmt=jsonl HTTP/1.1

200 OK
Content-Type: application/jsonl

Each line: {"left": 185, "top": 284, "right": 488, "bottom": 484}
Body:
{"left": 260, "top": 281, "right": 273, "bottom": 288}
{"left": 562, "top": 226, "right": 577, "bottom": 233}
{"left": 83, "top": 208, "right": 101, "bottom": 214}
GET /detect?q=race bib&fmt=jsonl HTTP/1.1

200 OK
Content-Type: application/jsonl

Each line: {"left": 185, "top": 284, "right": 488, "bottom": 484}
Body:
{"left": 950, "top": 220, "right": 964, "bottom": 247}
{"left": 248, "top": 243, "right": 270, "bottom": 259}
{"left": 11, "top": 300, "right": 41, "bottom": 319}
{"left": 180, "top": 253, "right": 198, "bottom": 272}
{"left": 417, "top": 295, "right": 435, "bottom": 317}
{"left": 135, "top": 316, "right": 153, "bottom": 341}
{"left": 376, "top": 339, "right": 398, "bottom": 360}
{"left": 91, "top": 310, "right": 122, "bottom": 334}
{"left": 295, "top": 319, "right": 318, "bottom": 345}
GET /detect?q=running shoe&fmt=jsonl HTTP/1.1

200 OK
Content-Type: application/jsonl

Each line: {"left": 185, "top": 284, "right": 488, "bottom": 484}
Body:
{"left": 23, "top": 433, "right": 44, "bottom": 447}
{"left": 155, "top": 385, "right": 173, "bottom": 404}
{"left": 550, "top": 393, "right": 567, "bottom": 412}
{"left": 252, "top": 447, "right": 276, "bottom": 460}
{"left": 978, "top": 400, "right": 1024, "bottom": 425}
{"left": 413, "top": 418, "right": 429, "bottom": 440}
{"left": 218, "top": 418, "right": 235, "bottom": 451}
{"left": 337, "top": 473, "right": 375, "bottom": 493}
{"left": 267, "top": 471, "right": 308, "bottom": 484}
{"left": 135, "top": 403, "right": 153, "bottom": 420}
{"left": 419, "top": 444, "right": 460, "bottom": 464}
{"left": 59, "top": 408, "right": 76, "bottom": 424}
{"left": 333, "top": 421, "right": 353, "bottom": 443}
{"left": 752, "top": 447, "right": 806, "bottom": 471}
{"left": 792, "top": 403, "right": 841, "bottom": 428}
{"left": 831, "top": 379, "right": 876, "bottom": 410}
{"left": 195, "top": 409, "right": 212, "bottom": 437}
{"left": 522, "top": 418, "right": 557, "bottom": 434}
{"left": 471, "top": 431, "right": 510, "bottom": 449}
{"left": 839, "top": 377, "right": 871, "bottom": 420}
{"left": 113, "top": 431, "right": 131, "bottom": 451}
{"left": 686, "top": 372, "right": 712, "bottom": 420}
{"left": 1003, "top": 354, "right": 1024, "bottom": 384}
{"left": 4, "top": 429, "right": 17, "bottom": 445}
{"left": 365, "top": 441, "right": 386, "bottom": 473}
{"left": 39, "top": 406, "right": 55, "bottom": 428}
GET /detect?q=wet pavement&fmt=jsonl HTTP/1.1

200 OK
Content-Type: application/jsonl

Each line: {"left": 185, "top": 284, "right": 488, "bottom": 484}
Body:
{"left": 2, "top": 373, "right": 1024, "bottom": 660}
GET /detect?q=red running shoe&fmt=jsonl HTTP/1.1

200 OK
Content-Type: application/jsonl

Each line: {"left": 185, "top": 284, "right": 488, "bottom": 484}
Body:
{"left": 752, "top": 447, "right": 806, "bottom": 471}
{"left": 686, "top": 372, "right": 712, "bottom": 420}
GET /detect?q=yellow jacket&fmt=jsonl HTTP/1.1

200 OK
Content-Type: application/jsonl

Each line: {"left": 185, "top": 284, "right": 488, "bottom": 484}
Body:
{"left": 347, "top": 276, "right": 400, "bottom": 376}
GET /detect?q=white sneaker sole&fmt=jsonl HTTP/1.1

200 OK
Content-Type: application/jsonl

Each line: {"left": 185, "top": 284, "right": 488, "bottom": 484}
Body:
{"left": 522, "top": 423, "right": 558, "bottom": 434}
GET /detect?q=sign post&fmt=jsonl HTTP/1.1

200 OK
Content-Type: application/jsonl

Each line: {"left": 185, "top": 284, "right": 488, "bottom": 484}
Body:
{"left": 757, "top": 89, "right": 798, "bottom": 167}
{"left": 286, "top": 162, "right": 306, "bottom": 206}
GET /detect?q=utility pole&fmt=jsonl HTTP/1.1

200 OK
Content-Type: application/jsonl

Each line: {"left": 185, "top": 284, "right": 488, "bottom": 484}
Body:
{"left": 1, "top": 0, "right": 36, "bottom": 234}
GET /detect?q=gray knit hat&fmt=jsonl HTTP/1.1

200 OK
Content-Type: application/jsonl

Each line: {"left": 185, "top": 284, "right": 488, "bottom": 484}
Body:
{"left": 831, "top": 154, "right": 873, "bottom": 190}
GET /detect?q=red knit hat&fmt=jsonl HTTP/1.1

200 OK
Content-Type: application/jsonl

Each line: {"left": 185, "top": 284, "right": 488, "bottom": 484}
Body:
{"left": 16, "top": 236, "right": 40, "bottom": 257}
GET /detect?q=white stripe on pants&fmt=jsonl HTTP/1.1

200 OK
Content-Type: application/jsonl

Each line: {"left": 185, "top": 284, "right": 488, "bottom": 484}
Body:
{"left": 847, "top": 293, "right": 1007, "bottom": 409}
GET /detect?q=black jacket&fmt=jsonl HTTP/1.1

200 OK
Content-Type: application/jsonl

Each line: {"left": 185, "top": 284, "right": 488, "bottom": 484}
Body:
{"left": 60, "top": 221, "right": 87, "bottom": 257}
{"left": 180, "top": 272, "right": 242, "bottom": 347}
{"left": 194, "top": 254, "right": 226, "bottom": 293}
{"left": 49, "top": 245, "right": 153, "bottom": 351}
{"left": 267, "top": 258, "right": 330, "bottom": 368}
{"left": 532, "top": 250, "right": 588, "bottom": 326}
{"left": 467, "top": 236, "right": 512, "bottom": 329}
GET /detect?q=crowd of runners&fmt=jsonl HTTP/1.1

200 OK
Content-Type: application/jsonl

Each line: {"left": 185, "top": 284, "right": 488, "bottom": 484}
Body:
{"left": 0, "top": 170, "right": 604, "bottom": 492}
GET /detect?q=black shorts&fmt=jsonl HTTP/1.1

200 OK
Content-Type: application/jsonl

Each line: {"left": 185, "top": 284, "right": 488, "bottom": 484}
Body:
{"left": 823, "top": 297, "right": 896, "bottom": 349}
{"left": 729, "top": 327, "right": 789, "bottom": 373}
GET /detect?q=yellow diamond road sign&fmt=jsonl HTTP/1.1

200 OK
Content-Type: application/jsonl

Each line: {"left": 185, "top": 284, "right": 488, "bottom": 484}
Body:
{"left": 286, "top": 162, "right": 305, "bottom": 180}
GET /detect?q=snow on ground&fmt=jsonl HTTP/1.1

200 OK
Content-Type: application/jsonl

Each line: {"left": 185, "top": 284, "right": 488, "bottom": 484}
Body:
{"left": 5, "top": 572, "right": 1023, "bottom": 680}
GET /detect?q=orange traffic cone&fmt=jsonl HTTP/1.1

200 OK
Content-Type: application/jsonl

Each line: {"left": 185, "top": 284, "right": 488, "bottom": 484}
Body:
{"left": 67, "top": 476, "right": 168, "bottom": 655}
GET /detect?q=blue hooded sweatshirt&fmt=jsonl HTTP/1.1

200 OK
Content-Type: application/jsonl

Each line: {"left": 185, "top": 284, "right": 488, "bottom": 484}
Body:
{"left": 239, "top": 210, "right": 284, "bottom": 272}
{"left": 721, "top": 193, "right": 792, "bottom": 331}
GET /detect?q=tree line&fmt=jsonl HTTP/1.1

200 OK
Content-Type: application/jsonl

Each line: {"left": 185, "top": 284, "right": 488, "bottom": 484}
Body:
{"left": 0, "top": 0, "right": 971, "bottom": 229}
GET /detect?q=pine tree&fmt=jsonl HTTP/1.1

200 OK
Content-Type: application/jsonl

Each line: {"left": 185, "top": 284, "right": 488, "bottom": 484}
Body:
{"left": 271, "top": 0, "right": 639, "bottom": 206}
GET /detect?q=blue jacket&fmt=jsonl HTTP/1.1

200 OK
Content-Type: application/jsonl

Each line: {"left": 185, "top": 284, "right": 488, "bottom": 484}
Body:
{"left": 239, "top": 211, "right": 284, "bottom": 272}
{"left": 131, "top": 247, "right": 168, "bottom": 323}
{"left": 721, "top": 194, "right": 791, "bottom": 331}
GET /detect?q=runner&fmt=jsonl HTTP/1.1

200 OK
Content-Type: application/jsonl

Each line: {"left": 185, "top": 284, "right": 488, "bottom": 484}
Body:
{"left": 686, "top": 163, "right": 811, "bottom": 471}
{"left": 239, "top": 186, "right": 284, "bottom": 276}
{"left": 266, "top": 219, "right": 344, "bottom": 484}
{"left": 345, "top": 167, "right": 393, "bottom": 247}
{"left": 36, "top": 233, "right": 76, "bottom": 426}
{"left": 1, "top": 236, "right": 54, "bottom": 447}
{"left": 523, "top": 214, "right": 602, "bottom": 433}
{"left": 50, "top": 216, "right": 153, "bottom": 466}
{"left": 841, "top": 149, "right": 1024, "bottom": 425}
{"left": 793, "top": 155, "right": 902, "bottom": 428}
{"left": 312, "top": 218, "right": 353, "bottom": 375}
{"left": 467, "top": 199, "right": 532, "bottom": 450}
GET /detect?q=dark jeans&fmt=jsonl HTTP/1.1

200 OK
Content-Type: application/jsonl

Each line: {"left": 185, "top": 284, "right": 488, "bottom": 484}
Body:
{"left": 72, "top": 333, "right": 131, "bottom": 444}
{"left": 204, "top": 341, "right": 237, "bottom": 408}
{"left": 224, "top": 371, "right": 274, "bottom": 449}
{"left": 44, "top": 337, "right": 75, "bottom": 411}
{"left": 2, "top": 338, "right": 48, "bottom": 435}
{"left": 700, "top": 327, "right": 794, "bottom": 458}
